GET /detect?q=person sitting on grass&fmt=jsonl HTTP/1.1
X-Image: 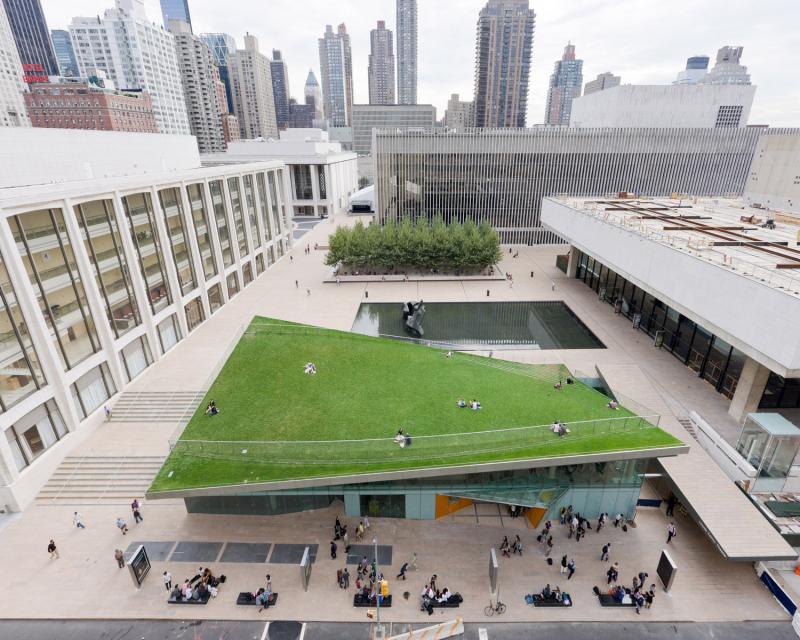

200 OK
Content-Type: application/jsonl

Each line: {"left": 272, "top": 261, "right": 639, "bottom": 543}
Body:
{"left": 205, "top": 401, "right": 219, "bottom": 416}
{"left": 558, "top": 422, "right": 568, "bottom": 438}
{"left": 554, "top": 380, "right": 563, "bottom": 390}
{"left": 457, "top": 398, "right": 466, "bottom": 408}
{"left": 394, "top": 428, "right": 406, "bottom": 447}
{"left": 470, "top": 399, "right": 481, "bottom": 410}
{"left": 608, "top": 399, "right": 619, "bottom": 410}
{"left": 304, "top": 362, "right": 317, "bottom": 375}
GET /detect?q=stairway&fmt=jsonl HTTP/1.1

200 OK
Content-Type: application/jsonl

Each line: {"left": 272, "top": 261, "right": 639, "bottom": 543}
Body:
{"left": 677, "top": 416, "right": 698, "bottom": 440}
{"left": 36, "top": 455, "right": 165, "bottom": 505}
{"left": 108, "top": 390, "right": 206, "bottom": 423}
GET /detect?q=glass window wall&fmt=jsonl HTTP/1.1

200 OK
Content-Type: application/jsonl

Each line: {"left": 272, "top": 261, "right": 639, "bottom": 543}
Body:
{"left": 276, "top": 170, "right": 289, "bottom": 229}
{"left": 316, "top": 165, "right": 327, "bottom": 199}
{"left": 71, "top": 362, "right": 115, "bottom": 420}
{"left": 184, "top": 297, "right": 204, "bottom": 332}
{"left": 255, "top": 253, "right": 264, "bottom": 275}
{"left": 120, "top": 193, "right": 172, "bottom": 315}
{"left": 207, "top": 283, "right": 223, "bottom": 314}
{"left": 226, "top": 271, "right": 239, "bottom": 298}
{"left": 243, "top": 174, "right": 263, "bottom": 247}
{"left": 267, "top": 172, "right": 282, "bottom": 237}
{"left": 74, "top": 199, "right": 141, "bottom": 339}
{"left": 120, "top": 335, "right": 152, "bottom": 382}
{"left": 292, "top": 164, "right": 313, "bottom": 200}
{"left": 157, "top": 187, "right": 196, "bottom": 295}
{"left": 5, "top": 399, "right": 66, "bottom": 471}
{"left": 12, "top": 208, "right": 100, "bottom": 370}
{"left": 157, "top": 314, "right": 181, "bottom": 353}
{"left": 242, "top": 262, "right": 253, "bottom": 287}
{"left": 186, "top": 183, "right": 218, "bottom": 280}
{"left": 255, "top": 173, "right": 273, "bottom": 242}
{"left": 226, "top": 177, "right": 249, "bottom": 258}
{"left": 209, "top": 180, "right": 234, "bottom": 268}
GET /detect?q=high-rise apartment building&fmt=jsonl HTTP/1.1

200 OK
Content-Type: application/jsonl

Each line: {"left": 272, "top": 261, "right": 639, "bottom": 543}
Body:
{"left": 472, "top": 0, "right": 535, "bottom": 128}
{"left": 169, "top": 20, "right": 226, "bottom": 152}
{"left": 545, "top": 43, "right": 583, "bottom": 125}
{"left": 444, "top": 93, "right": 473, "bottom": 130}
{"left": 396, "top": 0, "right": 417, "bottom": 105}
{"left": 702, "top": 46, "right": 751, "bottom": 85}
{"left": 304, "top": 69, "right": 324, "bottom": 122}
{"left": 200, "top": 32, "right": 236, "bottom": 113}
{"left": 270, "top": 49, "right": 290, "bottom": 130}
{"left": 288, "top": 99, "right": 314, "bottom": 128}
{"left": 0, "top": 1, "right": 28, "bottom": 126}
{"left": 228, "top": 33, "right": 278, "bottom": 140}
{"left": 368, "top": 21, "right": 395, "bottom": 105}
{"left": 69, "top": 0, "right": 190, "bottom": 135}
{"left": 50, "top": 30, "right": 79, "bottom": 78}
{"left": 2, "top": 0, "right": 57, "bottom": 81}
{"left": 318, "top": 24, "right": 353, "bottom": 127}
{"left": 160, "top": 0, "right": 191, "bottom": 30}
{"left": 584, "top": 71, "right": 620, "bottom": 95}
{"left": 674, "top": 56, "right": 709, "bottom": 85}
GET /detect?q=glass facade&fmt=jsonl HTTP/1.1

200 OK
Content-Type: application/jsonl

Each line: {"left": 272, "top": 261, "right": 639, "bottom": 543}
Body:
{"left": 157, "top": 314, "right": 181, "bottom": 353}
{"left": 74, "top": 199, "right": 141, "bottom": 339}
{"left": 186, "top": 184, "right": 218, "bottom": 280}
{"left": 70, "top": 362, "right": 115, "bottom": 420}
{"left": 255, "top": 173, "right": 273, "bottom": 241}
{"left": 226, "top": 271, "right": 239, "bottom": 298}
{"left": 242, "top": 262, "right": 253, "bottom": 287}
{"left": 0, "top": 252, "right": 45, "bottom": 411}
{"left": 575, "top": 250, "right": 748, "bottom": 400}
{"left": 760, "top": 373, "right": 800, "bottom": 410}
{"left": 255, "top": 253, "right": 265, "bottom": 275}
{"left": 157, "top": 187, "right": 197, "bottom": 295}
{"left": 120, "top": 335, "right": 152, "bottom": 382}
{"left": 207, "top": 283, "right": 223, "bottom": 314}
{"left": 184, "top": 298, "right": 204, "bottom": 332}
{"left": 12, "top": 208, "right": 101, "bottom": 370}
{"left": 267, "top": 172, "right": 282, "bottom": 238}
{"left": 226, "top": 177, "right": 249, "bottom": 258}
{"left": 121, "top": 194, "right": 172, "bottom": 315}
{"left": 243, "top": 174, "right": 263, "bottom": 246}
{"left": 4, "top": 400, "right": 66, "bottom": 472}
{"left": 317, "top": 165, "right": 327, "bottom": 199}
{"left": 209, "top": 180, "right": 234, "bottom": 268}
{"left": 292, "top": 165, "right": 313, "bottom": 200}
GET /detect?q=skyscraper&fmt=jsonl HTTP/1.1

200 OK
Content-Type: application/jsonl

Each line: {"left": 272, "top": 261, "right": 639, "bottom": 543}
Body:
{"left": 396, "top": 0, "right": 417, "bottom": 105}
{"left": 200, "top": 32, "right": 236, "bottom": 113}
{"left": 584, "top": 71, "right": 620, "bottom": 95}
{"left": 271, "top": 49, "right": 290, "bottom": 130}
{"left": 69, "top": 0, "right": 190, "bottom": 135}
{"left": 0, "top": 1, "right": 28, "bottom": 126}
{"left": 160, "top": 0, "right": 191, "bottom": 30}
{"left": 2, "top": 0, "right": 57, "bottom": 81}
{"left": 472, "top": 0, "right": 535, "bottom": 128}
{"left": 50, "top": 29, "right": 79, "bottom": 78}
{"left": 544, "top": 43, "right": 583, "bottom": 125}
{"left": 674, "top": 56, "right": 709, "bottom": 85}
{"left": 368, "top": 21, "right": 394, "bottom": 105}
{"left": 318, "top": 24, "right": 353, "bottom": 126}
{"left": 702, "top": 46, "right": 751, "bottom": 85}
{"left": 169, "top": 19, "right": 226, "bottom": 152}
{"left": 304, "top": 69, "right": 324, "bottom": 121}
{"left": 228, "top": 33, "right": 278, "bottom": 139}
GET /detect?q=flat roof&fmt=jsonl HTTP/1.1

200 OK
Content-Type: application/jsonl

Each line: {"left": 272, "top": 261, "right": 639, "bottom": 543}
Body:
{"left": 749, "top": 413, "right": 800, "bottom": 437}
{"left": 554, "top": 196, "right": 800, "bottom": 298}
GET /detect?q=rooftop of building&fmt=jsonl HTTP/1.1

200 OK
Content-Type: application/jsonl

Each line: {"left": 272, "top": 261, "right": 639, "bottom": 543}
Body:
{"left": 202, "top": 130, "right": 356, "bottom": 164}
{"left": 552, "top": 195, "right": 800, "bottom": 298}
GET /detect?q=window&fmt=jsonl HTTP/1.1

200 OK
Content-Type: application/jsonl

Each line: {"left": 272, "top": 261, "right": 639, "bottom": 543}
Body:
{"left": 207, "top": 283, "right": 223, "bottom": 314}
{"left": 184, "top": 297, "right": 204, "bottom": 332}
{"left": 292, "top": 165, "right": 313, "bottom": 200}
{"left": 71, "top": 362, "right": 115, "bottom": 420}
{"left": 255, "top": 173, "right": 273, "bottom": 241}
{"left": 242, "top": 262, "right": 253, "bottom": 287}
{"left": 120, "top": 336, "right": 152, "bottom": 382}
{"left": 5, "top": 400, "right": 66, "bottom": 471}
{"left": 317, "top": 165, "right": 327, "bottom": 199}
{"left": 242, "top": 175, "right": 261, "bottom": 249}
{"left": 226, "top": 271, "right": 239, "bottom": 298}
{"left": 267, "top": 172, "right": 283, "bottom": 236}
{"left": 255, "top": 253, "right": 265, "bottom": 275}
{"left": 186, "top": 184, "right": 218, "bottom": 279}
{"left": 209, "top": 181, "right": 234, "bottom": 267}
{"left": 158, "top": 187, "right": 197, "bottom": 295}
{"left": 715, "top": 105, "right": 744, "bottom": 128}
{"left": 227, "top": 177, "right": 249, "bottom": 258}
{"left": 157, "top": 314, "right": 181, "bottom": 353}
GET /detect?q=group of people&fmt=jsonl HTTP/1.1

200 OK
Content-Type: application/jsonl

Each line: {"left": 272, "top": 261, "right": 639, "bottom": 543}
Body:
{"left": 606, "top": 572, "right": 656, "bottom": 614}
{"left": 551, "top": 420, "right": 569, "bottom": 437}
{"left": 204, "top": 400, "right": 219, "bottom": 416}
{"left": 304, "top": 362, "right": 317, "bottom": 375}
{"left": 420, "top": 574, "right": 461, "bottom": 614}
{"left": 499, "top": 534, "right": 523, "bottom": 558}
{"left": 457, "top": 398, "right": 482, "bottom": 410}
{"left": 250, "top": 574, "right": 274, "bottom": 611}
{"left": 537, "top": 583, "right": 566, "bottom": 603}
{"left": 394, "top": 428, "right": 412, "bottom": 448}
{"left": 553, "top": 378, "right": 575, "bottom": 390}
{"left": 170, "top": 567, "right": 223, "bottom": 602}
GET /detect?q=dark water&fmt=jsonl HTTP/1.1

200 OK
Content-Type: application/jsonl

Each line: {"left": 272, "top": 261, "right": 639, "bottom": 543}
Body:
{"left": 351, "top": 301, "right": 604, "bottom": 350}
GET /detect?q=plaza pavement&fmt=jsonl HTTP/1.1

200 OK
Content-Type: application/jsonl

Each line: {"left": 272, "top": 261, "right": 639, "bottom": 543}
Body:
{"left": 0, "top": 212, "right": 790, "bottom": 624}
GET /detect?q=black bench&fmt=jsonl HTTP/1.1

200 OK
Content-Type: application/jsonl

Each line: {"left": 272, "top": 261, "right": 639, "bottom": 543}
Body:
{"left": 237, "top": 592, "right": 279, "bottom": 607}
{"left": 354, "top": 594, "right": 392, "bottom": 608}
{"left": 431, "top": 599, "right": 461, "bottom": 608}
{"left": 598, "top": 593, "right": 636, "bottom": 607}
{"left": 168, "top": 593, "right": 211, "bottom": 605}
{"left": 531, "top": 595, "right": 572, "bottom": 607}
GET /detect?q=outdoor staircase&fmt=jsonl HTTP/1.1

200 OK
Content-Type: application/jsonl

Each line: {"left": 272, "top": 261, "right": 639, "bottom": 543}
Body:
{"left": 677, "top": 416, "right": 698, "bottom": 440}
{"left": 108, "top": 390, "right": 206, "bottom": 423}
{"left": 36, "top": 455, "right": 166, "bottom": 505}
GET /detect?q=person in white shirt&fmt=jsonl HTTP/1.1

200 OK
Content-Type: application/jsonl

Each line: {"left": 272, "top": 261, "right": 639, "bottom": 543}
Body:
{"left": 163, "top": 571, "right": 172, "bottom": 591}
{"left": 73, "top": 512, "right": 85, "bottom": 529}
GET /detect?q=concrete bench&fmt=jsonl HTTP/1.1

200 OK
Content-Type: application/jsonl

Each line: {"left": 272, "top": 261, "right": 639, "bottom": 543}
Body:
{"left": 237, "top": 592, "right": 278, "bottom": 607}
{"left": 168, "top": 593, "right": 211, "bottom": 605}
{"left": 597, "top": 593, "right": 636, "bottom": 607}
{"left": 531, "top": 595, "right": 572, "bottom": 607}
{"left": 354, "top": 594, "right": 391, "bottom": 608}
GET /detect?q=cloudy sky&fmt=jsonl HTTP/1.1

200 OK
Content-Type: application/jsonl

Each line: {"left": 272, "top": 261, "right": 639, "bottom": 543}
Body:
{"left": 42, "top": 0, "right": 800, "bottom": 126}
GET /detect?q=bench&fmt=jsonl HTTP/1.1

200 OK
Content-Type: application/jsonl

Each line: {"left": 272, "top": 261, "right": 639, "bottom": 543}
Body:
{"left": 354, "top": 594, "right": 392, "bottom": 608}
{"left": 168, "top": 593, "right": 211, "bottom": 605}
{"left": 237, "top": 592, "right": 279, "bottom": 607}
{"left": 430, "top": 599, "right": 461, "bottom": 608}
{"left": 597, "top": 593, "right": 636, "bottom": 607}
{"left": 530, "top": 595, "right": 572, "bottom": 607}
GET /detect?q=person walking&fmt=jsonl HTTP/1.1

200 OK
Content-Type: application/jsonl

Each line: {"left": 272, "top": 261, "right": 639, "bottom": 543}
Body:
{"left": 606, "top": 565, "right": 617, "bottom": 585}
{"left": 306, "top": 288, "right": 311, "bottom": 296}
{"left": 666, "top": 494, "right": 677, "bottom": 517}
{"left": 614, "top": 513, "right": 622, "bottom": 528}
{"left": 597, "top": 512, "right": 607, "bottom": 532}
{"left": 73, "top": 511, "right": 86, "bottom": 529}
{"left": 567, "top": 558, "right": 576, "bottom": 580}
{"left": 163, "top": 571, "right": 172, "bottom": 591}
{"left": 601, "top": 543, "right": 610, "bottom": 562}
{"left": 114, "top": 548, "right": 125, "bottom": 568}
{"left": 103, "top": 405, "right": 111, "bottom": 420}
{"left": 330, "top": 540, "right": 337, "bottom": 559}
{"left": 115, "top": 517, "right": 129, "bottom": 535}
{"left": 645, "top": 584, "right": 656, "bottom": 609}
{"left": 397, "top": 562, "right": 408, "bottom": 580}
{"left": 545, "top": 536, "right": 554, "bottom": 557}
{"left": 667, "top": 522, "right": 677, "bottom": 544}
{"left": 342, "top": 567, "right": 350, "bottom": 588}
{"left": 47, "top": 539, "right": 59, "bottom": 559}
{"left": 132, "top": 505, "right": 143, "bottom": 524}
{"left": 363, "top": 515, "right": 370, "bottom": 530}
{"left": 560, "top": 554, "right": 568, "bottom": 574}
{"left": 295, "top": 280, "right": 299, "bottom": 289}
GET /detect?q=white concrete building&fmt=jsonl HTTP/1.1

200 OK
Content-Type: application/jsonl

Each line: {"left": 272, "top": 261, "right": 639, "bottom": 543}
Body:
{"left": 0, "top": 127, "right": 291, "bottom": 510}
{"left": 744, "top": 132, "right": 800, "bottom": 215}
{"left": 69, "top": 0, "right": 190, "bottom": 136}
{"left": 204, "top": 128, "right": 358, "bottom": 218}
{"left": 0, "top": 1, "right": 28, "bottom": 127}
{"left": 227, "top": 33, "right": 279, "bottom": 140}
{"left": 169, "top": 20, "right": 226, "bottom": 153}
{"left": 570, "top": 84, "right": 756, "bottom": 128}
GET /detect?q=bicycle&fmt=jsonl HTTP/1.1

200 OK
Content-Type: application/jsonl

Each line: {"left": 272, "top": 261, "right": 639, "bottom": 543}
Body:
{"left": 484, "top": 597, "right": 506, "bottom": 616}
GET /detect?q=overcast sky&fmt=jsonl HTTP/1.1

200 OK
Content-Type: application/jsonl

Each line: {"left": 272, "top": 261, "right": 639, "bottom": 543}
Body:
{"left": 41, "top": 0, "right": 800, "bottom": 127}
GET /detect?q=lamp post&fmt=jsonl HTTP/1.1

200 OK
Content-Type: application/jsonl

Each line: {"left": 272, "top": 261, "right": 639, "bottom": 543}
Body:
{"left": 373, "top": 537, "right": 384, "bottom": 640}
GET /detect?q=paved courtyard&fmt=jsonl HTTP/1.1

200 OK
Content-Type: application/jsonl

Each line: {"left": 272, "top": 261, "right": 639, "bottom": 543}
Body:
{"left": 0, "top": 212, "right": 791, "bottom": 625}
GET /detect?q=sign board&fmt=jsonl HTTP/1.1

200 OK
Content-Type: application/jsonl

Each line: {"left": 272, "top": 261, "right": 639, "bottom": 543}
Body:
{"left": 656, "top": 549, "right": 677, "bottom": 592}
{"left": 127, "top": 545, "right": 151, "bottom": 589}
{"left": 488, "top": 548, "right": 498, "bottom": 594}
{"left": 300, "top": 546, "right": 312, "bottom": 592}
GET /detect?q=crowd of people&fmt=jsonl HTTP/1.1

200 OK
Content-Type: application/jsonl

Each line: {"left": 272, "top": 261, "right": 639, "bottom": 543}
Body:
{"left": 420, "top": 574, "right": 461, "bottom": 614}
{"left": 456, "top": 398, "right": 482, "bottom": 410}
{"left": 169, "top": 567, "right": 224, "bottom": 602}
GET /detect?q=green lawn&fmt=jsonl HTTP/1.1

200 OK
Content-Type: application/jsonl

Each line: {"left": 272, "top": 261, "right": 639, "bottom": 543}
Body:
{"left": 149, "top": 318, "right": 682, "bottom": 492}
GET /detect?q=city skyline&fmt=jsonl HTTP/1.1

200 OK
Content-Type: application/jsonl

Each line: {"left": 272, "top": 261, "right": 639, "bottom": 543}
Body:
{"left": 36, "top": 0, "right": 800, "bottom": 126}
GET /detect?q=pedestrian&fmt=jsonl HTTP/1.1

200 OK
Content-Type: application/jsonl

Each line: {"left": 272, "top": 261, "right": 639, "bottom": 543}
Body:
{"left": 163, "top": 571, "right": 172, "bottom": 591}
{"left": 606, "top": 566, "right": 616, "bottom": 585}
{"left": 73, "top": 511, "right": 86, "bottom": 529}
{"left": 666, "top": 494, "right": 677, "bottom": 517}
{"left": 295, "top": 280, "right": 299, "bottom": 288}
{"left": 597, "top": 512, "right": 606, "bottom": 531}
{"left": 358, "top": 556, "right": 368, "bottom": 576}
{"left": 614, "top": 513, "right": 622, "bottom": 528}
{"left": 132, "top": 505, "right": 143, "bottom": 524}
{"left": 115, "top": 517, "right": 128, "bottom": 535}
{"left": 667, "top": 522, "right": 677, "bottom": 544}
{"left": 306, "top": 288, "right": 311, "bottom": 296}
{"left": 559, "top": 506, "right": 566, "bottom": 525}
{"left": 634, "top": 590, "right": 645, "bottom": 614}
{"left": 632, "top": 575, "right": 640, "bottom": 591}
{"left": 330, "top": 540, "right": 337, "bottom": 559}
{"left": 429, "top": 574, "right": 437, "bottom": 591}
{"left": 104, "top": 405, "right": 111, "bottom": 420}
{"left": 567, "top": 558, "right": 576, "bottom": 580}
{"left": 545, "top": 536, "right": 553, "bottom": 557}
{"left": 47, "top": 539, "right": 59, "bottom": 559}
{"left": 601, "top": 543, "right": 610, "bottom": 562}
{"left": 513, "top": 534, "right": 523, "bottom": 555}
{"left": 645, "top": 584, "right": 655, "bottom": 609}
{"left": 342, "top": 567, "right": 350, "bottom": 588}
{"left": 336, "top": 277, "right": 341, "bottom": 287}
{"left": 397, "top": 562, "right": 408, "bottom": 580}
{"left": 290, "top": 255, "right": 293, "bottom": 262}
{"left": 560, "top": 554, "right": 568, "bottom": 574}
{"left": 363, "top": 515, "right": 370, "bottom": 530}
{"left": 530, "top": 271, "right": 534, "bottom": 278}
{"left": 342, "top": 528, "right": 350, "bottom": 551}
{"left": 356, "top": 521, "right": 364, "bottom": 541}
{"left": 638, "top": 572, "right": 649, "bottom": 587}
{"left": 551, "top": 282, "right": 556, "bottom": 291}
{"left": 114, "top": 548, "right": 125, "bottom": 568}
